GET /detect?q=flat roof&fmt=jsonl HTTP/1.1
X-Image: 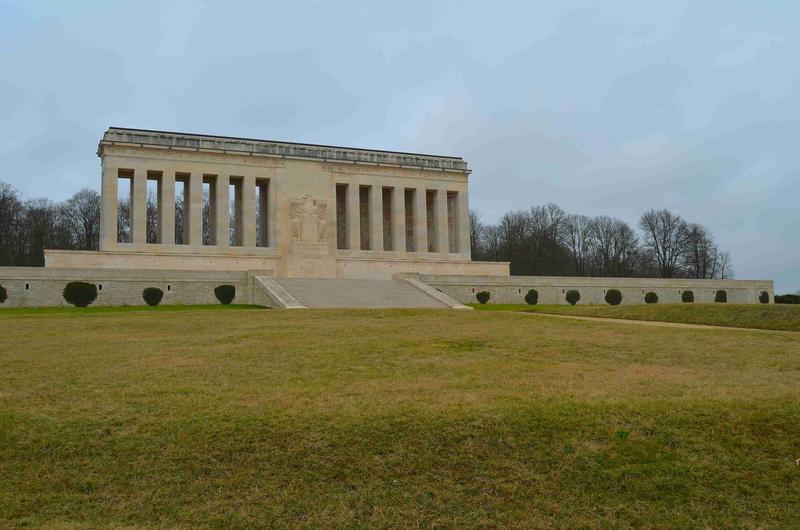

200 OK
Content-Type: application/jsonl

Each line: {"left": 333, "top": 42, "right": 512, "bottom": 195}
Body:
{"left": 99, "top": 127, "right": 469, "bottom": 172}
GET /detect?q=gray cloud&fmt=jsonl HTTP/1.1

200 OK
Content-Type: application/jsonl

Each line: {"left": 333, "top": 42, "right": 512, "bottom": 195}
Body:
{"left": 0, "top": 0, "right": 797, "bottom": 291}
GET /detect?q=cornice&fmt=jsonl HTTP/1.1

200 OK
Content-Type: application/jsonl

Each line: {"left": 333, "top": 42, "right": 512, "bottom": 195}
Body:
{"left": 98, "top": 127, "right": 470, "bottom": 174}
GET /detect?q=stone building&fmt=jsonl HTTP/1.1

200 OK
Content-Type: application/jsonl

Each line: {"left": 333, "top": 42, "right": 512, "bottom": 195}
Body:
{"left": 45, "top": 128, "right": 507, "bottom": 279}
{"left": 0, "top": 127, "right": 774, "bottom": 308}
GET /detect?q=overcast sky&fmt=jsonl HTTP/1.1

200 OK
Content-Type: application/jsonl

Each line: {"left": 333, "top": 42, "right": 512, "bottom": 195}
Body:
{"left": 1, "top": 1, "right": 797, "bottom": 292}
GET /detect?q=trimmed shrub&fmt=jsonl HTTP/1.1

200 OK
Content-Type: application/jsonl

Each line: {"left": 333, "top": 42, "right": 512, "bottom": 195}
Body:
{"left": 63, "top": 281, "right": 98, "bottom": 307}
{"left": 215, "top": 285, "right": 236, "bottom": 305}
{"left": 476, "top": 291, "right": 490, "bottom": 304}
{"left": 142, "top": 287, "right": 164, "bottom": 307}
{"left": 565, "top": 289, "right": 580, "bottom": 306}
{"left": 524, "top": 289, "right": 538, "bottom": 305}
{"left": 759, "top": 291, "right": 769, "bottom": 304}
{"left": 0, "top": 284, "right": 6, "bottom": 304}
{"left": 682, "top": 290, "right": 694, "bottom": 303}
{"left": 645, "top": 292, "right": 658, "bottom": 304}
{"left": 604, "top": 289, "right": 622, "bottom": 306}
{"left": 715, "top": 290, "right": 727, "bottom": 303}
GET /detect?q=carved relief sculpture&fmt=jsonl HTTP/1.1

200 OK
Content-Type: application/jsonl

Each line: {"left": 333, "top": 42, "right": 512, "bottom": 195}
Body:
{"left": 290, "top": 195, "right": 328, "bottom": 243}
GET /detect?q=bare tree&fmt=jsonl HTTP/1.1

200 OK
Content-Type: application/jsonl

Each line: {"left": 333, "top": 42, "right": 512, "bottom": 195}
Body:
{"left": 202, "top": 189, "right": 211, "bottom": 245}
{"left": 518, "top": 203, "right": 569, "bottom": 275}
{"left": 562, "top": 214, "right": 592, "bottom": 276}
{"left": 64, "top": 188, "right": 101, "bottom": 250}
{"left": 482, "top": 224, "right": 503, "bottom": 261}
{"left": 117, "top": 198, "right": 131, "bottom": 243}
{"left": 469, "top": 209, "right": 482, "bottom": 258}
{"left": 174, "top": 193, "right": 185, "bottom": 244}
{"left": 17, "top": 199, "right": 70, "bottom": 266}
{"left": 639, "top": 209, "right": 688, "bottom": 278}
{"left": 588, "top": 216, "right": 638, "bottom": 277}
{"left": 714, "top": 250, "right": 733, "bottom": 279}
{"left": 145, "top": 191, "right": 159, "bottom": 244}
{"left": 498, "top": 210, "right": 531, "bottom": 275}
{"left": 0, "top": 183, "right": 22, "bottom": 265}
{"left": 683, "top": 223, "right": 716, "bottom": 279}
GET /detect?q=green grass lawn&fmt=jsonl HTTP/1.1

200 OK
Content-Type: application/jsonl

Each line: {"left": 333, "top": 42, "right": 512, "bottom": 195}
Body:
{"left": 2, "top": 307, "right": 799, "bottom": 527}
{"left": 471, "top": 302, "right": 800, "bottom": 332}
{"left": 0, "top": 303, "right": 265, "bottom": 317}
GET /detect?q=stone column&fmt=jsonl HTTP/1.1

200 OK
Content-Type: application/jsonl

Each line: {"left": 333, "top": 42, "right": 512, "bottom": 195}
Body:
{"left": 159, "top": 170, "right": 175, "bottom": 245}
{"left": 242, "top": 175, "right": 257, "bottom": 247}
{"left": 186, "top": 173, "right": 203, "bottom": 246}
{"left": 271, "top": 169, "right": 283, "bottom": 250}
{"left": 347, "top": 183, "right": 360, "bottom": 251}
{"left": 100, "top": 161, "right": 118, "bottom": 250}
{"left": 392, "top": 186, "right": 406, "bottom": 252}
{"left": 131, "top": 168, "right": 148, "bottom": 245}
{"left": 370, "top": 185, "right": 383, "bottom": 252}
{"left": 414, "top": 187, "right": 428, "bottom": 253}
{"left": 458, "top": 189, "right": 470, "bottom": 257}
{"left": 436, "top": 188, "right": 449, "bottom": 254}
{"left": 214, "top": 175, "right": 229, "bottom": 247}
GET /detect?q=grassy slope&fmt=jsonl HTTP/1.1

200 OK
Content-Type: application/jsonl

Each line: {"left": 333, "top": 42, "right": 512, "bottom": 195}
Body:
{"left": 471, "top": 303, "right": 800, "bottom": 331}
{"left": 0, "top": 304, "right": 265, "bottom": 316}
{"left": 1, "top": 308, "right": 799, "bottom": 528}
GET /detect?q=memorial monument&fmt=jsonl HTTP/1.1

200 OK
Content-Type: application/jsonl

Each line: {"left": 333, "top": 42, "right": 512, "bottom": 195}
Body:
{"left": 45, "top": 128, "right": 508, "bottom": 279}
{"left": 0, "top": 127, "right": 773, "bottom": 308}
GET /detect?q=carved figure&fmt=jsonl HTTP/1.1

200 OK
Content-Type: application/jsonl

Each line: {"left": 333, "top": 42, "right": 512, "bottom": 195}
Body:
{"left": 289, "top": 195, "right": 327, "bottom": 243}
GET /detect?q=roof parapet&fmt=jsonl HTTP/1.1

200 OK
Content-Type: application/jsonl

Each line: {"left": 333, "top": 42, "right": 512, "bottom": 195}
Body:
{"left": 98, "top": 127, "right": 469, "bottom": 172}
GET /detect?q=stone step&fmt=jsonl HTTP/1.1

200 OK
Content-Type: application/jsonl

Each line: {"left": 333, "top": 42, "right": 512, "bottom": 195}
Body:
{"left": 254, "top": 276, "right": 306, "bottom": 308}
{"left": 274, "top": 278, "right": 451, "bottom": 308}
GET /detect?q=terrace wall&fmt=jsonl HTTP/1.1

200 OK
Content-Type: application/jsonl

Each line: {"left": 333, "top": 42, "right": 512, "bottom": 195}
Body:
{"left": 0, "top": 268, "right": 272, "bottom": 308}
{"left": 419, "top": 274, "right": 774, "bottom": 305}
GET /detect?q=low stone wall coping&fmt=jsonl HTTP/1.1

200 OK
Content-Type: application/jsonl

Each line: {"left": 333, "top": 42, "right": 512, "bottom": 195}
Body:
{"left": 420, "top": 274, "right": 773, "bottom": 288}
{"left": 0, "top": 267, "right": 269, "bottom": 281}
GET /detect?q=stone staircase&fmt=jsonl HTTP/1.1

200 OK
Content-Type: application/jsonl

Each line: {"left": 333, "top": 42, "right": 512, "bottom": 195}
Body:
{"left": 255, "top": 278, "right": 467, "bottom": 309}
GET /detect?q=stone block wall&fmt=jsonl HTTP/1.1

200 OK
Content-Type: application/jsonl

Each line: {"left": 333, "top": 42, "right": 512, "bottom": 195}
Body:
{"left": 420, "top": 274, "right": 774, "bottom": 305}
{"left": 0, "top": 268, "right": 271, "bottom": 308}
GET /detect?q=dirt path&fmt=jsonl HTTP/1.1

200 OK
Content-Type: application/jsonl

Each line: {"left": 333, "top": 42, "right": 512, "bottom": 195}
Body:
{"left": 521, "top": 311, "right": 796, "bottom": 334}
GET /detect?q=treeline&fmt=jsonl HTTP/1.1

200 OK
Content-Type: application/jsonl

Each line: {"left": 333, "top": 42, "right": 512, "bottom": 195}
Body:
{"left": 470, "top": 204, "right": 733, "bottom": 279}
{"left": 0, "top": 180, "right": 735, "bottom": 278}
{"left": 0, "top": 182, "right": 100, "bottom": 266}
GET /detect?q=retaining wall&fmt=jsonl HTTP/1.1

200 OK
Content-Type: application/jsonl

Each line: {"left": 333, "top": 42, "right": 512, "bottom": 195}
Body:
{"left": 0, "top": 268, "right": 272, "bottom": 308}
{"left": 420, "top": 274, "right": 774, "bottom": 305}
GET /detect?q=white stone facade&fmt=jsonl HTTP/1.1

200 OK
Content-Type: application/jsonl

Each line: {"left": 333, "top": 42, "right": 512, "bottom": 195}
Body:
{"left": 44, "top": 127, "right": 508, "bottom": 279}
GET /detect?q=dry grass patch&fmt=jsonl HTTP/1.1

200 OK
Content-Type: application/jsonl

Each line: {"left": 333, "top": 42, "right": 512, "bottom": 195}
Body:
{"left": 1, "top": 307, "right": 799, "bottom": 528}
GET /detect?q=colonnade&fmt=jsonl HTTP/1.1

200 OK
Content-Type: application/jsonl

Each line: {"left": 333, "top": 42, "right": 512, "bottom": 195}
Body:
{"left": 100, "top": 165, "right": 270, "bottom": 250}
{"left": 99, "top": 164, "right": 469, "bottom": 257}
{"left": 335, "top": 182, "right": 469, "bottom": 255}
